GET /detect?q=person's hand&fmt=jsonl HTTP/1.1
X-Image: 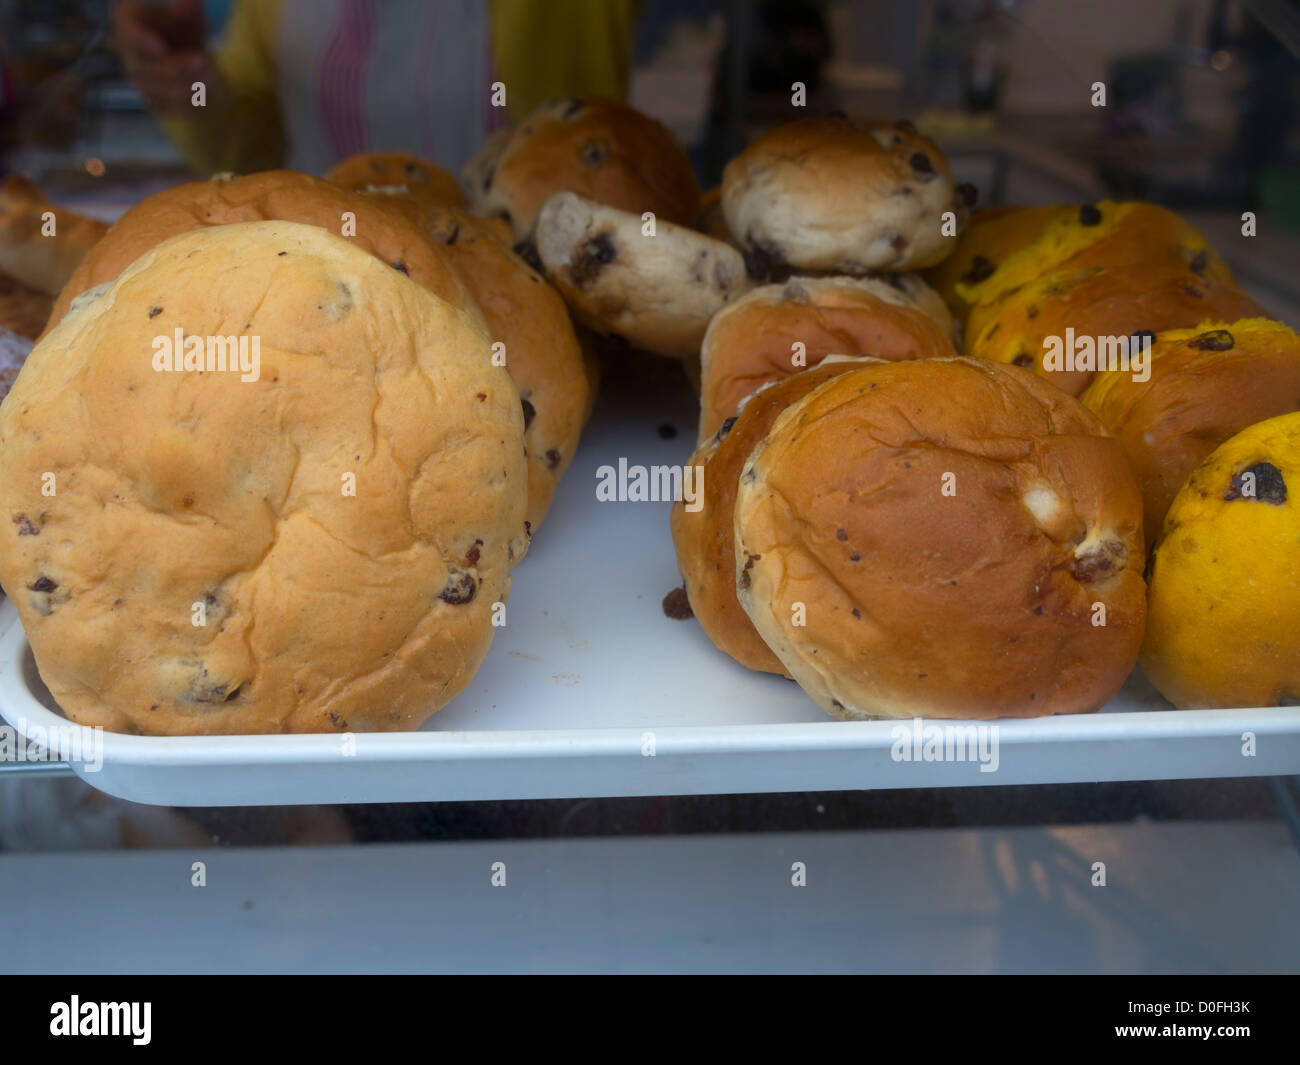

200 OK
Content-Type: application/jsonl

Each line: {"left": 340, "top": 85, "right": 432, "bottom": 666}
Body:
{"left": 112, "top": 0, "right": 218, "bottom": 117}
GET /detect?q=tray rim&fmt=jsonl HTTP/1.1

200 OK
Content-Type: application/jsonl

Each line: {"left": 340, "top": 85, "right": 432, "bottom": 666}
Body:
{"left": 3, "top": 597, "right": 1297, "bottom": 767}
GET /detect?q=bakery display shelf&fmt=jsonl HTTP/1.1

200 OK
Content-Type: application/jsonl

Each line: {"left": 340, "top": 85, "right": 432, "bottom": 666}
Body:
{"left": 1, "top": 366, "right": 1298, "bottom": 808}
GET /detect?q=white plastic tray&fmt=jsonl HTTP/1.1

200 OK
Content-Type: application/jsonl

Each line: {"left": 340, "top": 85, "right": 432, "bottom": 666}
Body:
{"left": 2, "top": 363, "right": 1298, "bottom": 806}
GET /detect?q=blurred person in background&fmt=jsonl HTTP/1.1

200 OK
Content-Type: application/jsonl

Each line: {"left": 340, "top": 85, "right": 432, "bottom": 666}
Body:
{"left": 111, "top": 0, "right": 639, "bottom": 176}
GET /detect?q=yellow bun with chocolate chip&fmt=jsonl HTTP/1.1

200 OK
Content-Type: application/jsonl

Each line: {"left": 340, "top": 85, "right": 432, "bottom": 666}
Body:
{"left": 733, "top": 358, "right": 1147, "bottom": 720}
{"left": 0, "top": 221, "right": 528, "bottom": 735}
{"left": 921, "top": 205, "right": 1069, "bottom": 322}
{"left": 958, "top": 201, "right": 1262, "bottom": 396}
{"left": 1082, "top": 318, "right": 1300, "bottom": 548}
{"left": 1141, "top": 411, "right": 1300, "bottom": 709}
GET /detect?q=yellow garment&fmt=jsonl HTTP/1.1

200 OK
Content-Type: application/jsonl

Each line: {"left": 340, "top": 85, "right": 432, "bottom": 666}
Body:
{"left": 161, "top": 0, "right": 637, "bottom": 176}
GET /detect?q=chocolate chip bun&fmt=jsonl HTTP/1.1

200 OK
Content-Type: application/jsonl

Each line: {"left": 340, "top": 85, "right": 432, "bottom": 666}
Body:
{"left": 421, "top": 206, "right": 593, "bottom": 529}
{"left": 535, "top": 192, "right": 751, "bottom": 360}
{"left": 0, "top": 221, "right": 528, "bottom": 735}
{"left": 734, "top": 358, "right": 1146, "bottom": 720}
{"left": 45, "top": 170, "right": 480, "bottom": 338}
{"left": 721, "top": 117, "right": 972, "bottom": 276}
{"left": 0, "top": 175, "right": 109, "bottom": 296}
{"left": 464, "top": 97, "right": 701, "bottom": 244}
{"left": 324, "top": 151, "right": 467, "bottom": 210}
{"left": 958, "top": 201, "right": 1263, "bottom": 396}
{"left": 921, "top": 205, "right": 1068, "bottom": 322}
{"left": 671, "top": 359, "right": 864, "bottom": 675}
{"left": 697, "top": 274, "right": 956, "bottom": 442}
{"left": 1082, "top": 318, "right": 1300, "bottom": 548}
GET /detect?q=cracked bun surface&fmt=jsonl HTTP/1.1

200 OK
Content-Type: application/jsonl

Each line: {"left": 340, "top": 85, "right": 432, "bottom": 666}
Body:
{"left": 44, "top": 170, "right": 480, "bottom": 339}
{"left": 733, "top": 358, "right": 1146, "bottom": 720}
{"left": 536, "top": 191, "right": 751, "bottom": 360}
{"left": 721, "top": 117, "right": 970, "bottom": 276}
{"left": 697, "top": 273, "right": 956, "bottom": 442}
{"left": 464, "top": 96, "right": 701, "bottom": 243}
{"left": 0, "top": 221, "right": 529, "bottom": 735}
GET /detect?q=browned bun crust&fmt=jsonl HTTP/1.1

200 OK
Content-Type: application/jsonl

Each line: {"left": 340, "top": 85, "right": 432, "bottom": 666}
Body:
{"left": 1082, "top": 318, "right": 1300, "bottom": 548}
{"left": 721, "top": 117, "right": 969, "bottom": 275}
{"left": 921, "top": 205, "right": 1068, "bottom": 321}
{"left": 672, "top": 360, "right": 863, "bottom": 675}
{"left": 0, "top": 270, "right": 53, "bottom": 339}
{"left": 734, "top": 358, "right": 1147, "bottom": 720}
{"left": 697, "top": 274, "right": 956, "bottom": 442}
{"left": 45, "top": 171, "right": 480, "bottom": 338}
{"left": 324, "top": 151, "right": 466, "bottom": 210}
{"left": 0, "top": 175, "right": 109, "bottom": 296}
{"left": 419, "top": 206, "right": 592, "bottom": 530}
{"left": 465, "top": 96, "right": 701, "bottom": 242}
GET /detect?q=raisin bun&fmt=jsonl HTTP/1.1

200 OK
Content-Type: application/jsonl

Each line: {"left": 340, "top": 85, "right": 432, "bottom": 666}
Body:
{"left": 44, "top": 170, "right": 480, "bottom": 338}
{"left": 535, "top": 191, "right": 751, "bottom": 360}
{"left": 463, "top": 96, "right": 701, "bottom": 244}
{"left": 734, "top": 358, "right": 1146, "bottom": 720}
{"left": 697, "top": 273, "right": 956, "bottom": 442}
{"left": 0, "top": 221, "right": 529, "bottom": 735}
{"left": 671, "top": 358, "right": 866, "bottom": 675}
{"left": 324, "top": 151, "right": 466, "bottom": 210}
{"left": 721, "top": 117, "right": 973, "bottom": 277}
{"left": 0, "top": 175, "right": 109, "bottom": 296}
{"left": 1082, "top": 318, "right": 1300, "bottom": 549}
{"left": 420, "top": 206, "right": 593, "bottom": 529}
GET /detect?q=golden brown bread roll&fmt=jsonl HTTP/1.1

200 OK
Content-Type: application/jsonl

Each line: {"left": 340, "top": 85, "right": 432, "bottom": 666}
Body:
{"left": 0, "top": 221, "right": 528, "bottom": 735}
{"left": 734, "top": 358, "right": 1147, "bottom": 720}
{"left": 45, "top": 170, "right": 479, "bottom": 338}
{"left": 0, "top": 175, "right": 109, "bottom": 296}
{"left": 419, "top": 206, "right": 593, "bottom": 530}
{"left": 1082, "top": 317, "right": 1300, "bottom": 548}
{"left": 324, "top": 151, "right": 466, "bottom": 210}
{"left": 697, "top": 273, "right": 956, "bottom": 443}
{"left": 671, "top": 359, "right": 864, "bottom": 675}
{"left": 721, "top": 117, "right": 974, "bottom": 276}
{"left": 463, "top": 96, "right": 701, "bottom": 244}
